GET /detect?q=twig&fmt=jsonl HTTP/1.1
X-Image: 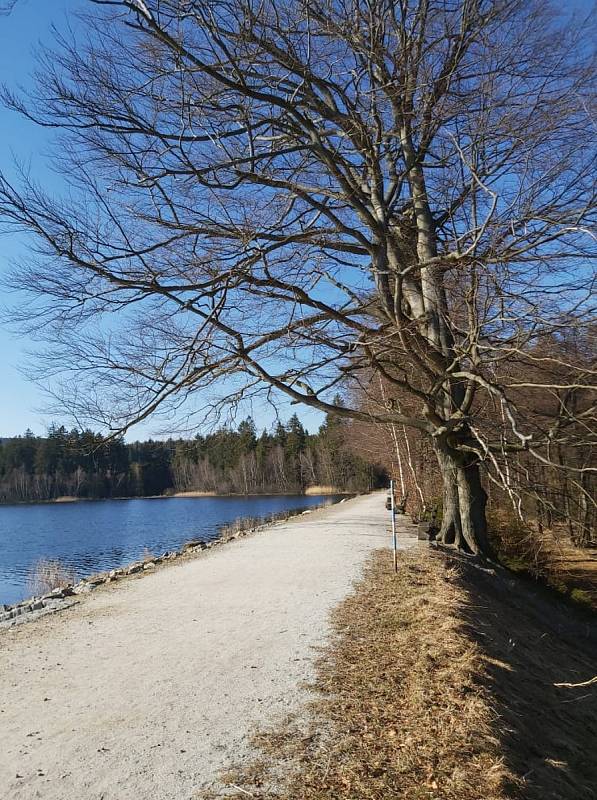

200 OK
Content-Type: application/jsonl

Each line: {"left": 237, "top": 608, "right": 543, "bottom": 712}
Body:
{"left": 554, "top": 675, "right": 597, "bottom": 688}
{"left": 229, "top": 785, "right": 255, "bottom": 797}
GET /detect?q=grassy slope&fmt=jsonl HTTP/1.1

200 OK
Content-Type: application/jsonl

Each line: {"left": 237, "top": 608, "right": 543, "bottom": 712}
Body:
{"left": 213, "top": 547, "right": 597, "bottom": 800}
{"left": 490, "top": 514, "right": 597, "bottom": 612}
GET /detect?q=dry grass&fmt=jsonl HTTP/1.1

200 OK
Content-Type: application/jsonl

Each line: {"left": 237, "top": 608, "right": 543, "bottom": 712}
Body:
{"left": 452, "top": 551, "right": 597, "bottom": 799}
{"left": 205, "top": 547, "right": 597, "bottom": 800}
{"left": 217, "top": 504, "right": 324, "bottom": 539}
{"left": 489, "top": 512, "right": 597, "bottom": 612}
{"left": 27, "top": 557, "right": 76, "bottom": 596}
{"left": 218, "top": 515, "right": 263, "bottom": 538}
{"left": 534, "top": 527, "right": 597, "bottom": 610}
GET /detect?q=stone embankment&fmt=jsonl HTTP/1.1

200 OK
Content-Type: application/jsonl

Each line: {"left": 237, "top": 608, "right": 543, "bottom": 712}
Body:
{"left": 0, "top": 502, "right": 344, "bottom": 630}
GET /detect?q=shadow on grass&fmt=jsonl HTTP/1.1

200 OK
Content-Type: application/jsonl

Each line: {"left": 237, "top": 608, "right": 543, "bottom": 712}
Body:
{"left": 199, "top": 545, "right": 595, "bottom": 800}
{"left": 451, "top": 551, "right": 597, "bottom": 800}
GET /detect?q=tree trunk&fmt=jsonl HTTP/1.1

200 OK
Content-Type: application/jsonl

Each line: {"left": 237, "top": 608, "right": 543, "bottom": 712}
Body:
{"left": 435, "top": 444, "right": 494, "bottom": 558}
{"left": 456, "top": 460, "right": 492, "bottom": 557}
{"left": 435, "top": 448, "right": 464, "bottom": 549}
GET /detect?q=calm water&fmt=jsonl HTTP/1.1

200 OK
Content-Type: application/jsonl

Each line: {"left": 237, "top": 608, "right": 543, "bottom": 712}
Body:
{"left": 0, "top": 494, "right": 339, "bottom": 606}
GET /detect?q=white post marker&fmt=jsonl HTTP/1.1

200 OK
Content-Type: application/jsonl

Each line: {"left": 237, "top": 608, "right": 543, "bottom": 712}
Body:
{"left": 390, "top": 479, "right": 398, "bottom": 573}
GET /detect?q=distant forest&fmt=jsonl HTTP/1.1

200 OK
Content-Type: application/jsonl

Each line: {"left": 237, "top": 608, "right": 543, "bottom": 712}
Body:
{"left": 0, "top": 409, "right": 386, "bottom": 504}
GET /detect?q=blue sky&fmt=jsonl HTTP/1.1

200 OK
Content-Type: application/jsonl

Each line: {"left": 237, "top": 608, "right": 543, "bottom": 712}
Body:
{"left": 0, "top": 0, "right": 81, "bottom": 437}
{"left": 0, "top": 0, "right": 593, "bottom": 439}
{"left": 0, "top": 0, "right": 327, "bottom": 439}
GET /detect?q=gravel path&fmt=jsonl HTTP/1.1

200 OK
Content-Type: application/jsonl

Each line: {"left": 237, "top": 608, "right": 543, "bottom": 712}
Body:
{"left": 0, "top": 492, "right": 415, "bottom": 799}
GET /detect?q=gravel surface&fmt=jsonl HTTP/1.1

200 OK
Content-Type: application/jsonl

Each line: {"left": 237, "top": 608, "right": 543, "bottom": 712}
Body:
{"left": 0, "top": 492, "right": 416, "bottom": 799}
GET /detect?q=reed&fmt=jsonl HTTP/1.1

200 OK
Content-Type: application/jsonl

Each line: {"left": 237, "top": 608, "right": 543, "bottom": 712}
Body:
{"left": 27, "top": 558, "right": 76, "bottom": 597}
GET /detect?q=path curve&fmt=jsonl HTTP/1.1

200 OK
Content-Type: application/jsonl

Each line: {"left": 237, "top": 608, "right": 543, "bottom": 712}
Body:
{"left": 0, "top": 492, "right": 415, "bottom": 799}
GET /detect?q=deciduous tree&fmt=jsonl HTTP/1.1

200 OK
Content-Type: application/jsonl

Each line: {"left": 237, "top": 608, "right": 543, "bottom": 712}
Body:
{"left": 0, "top": 0, "right": 595, "bottom": 554}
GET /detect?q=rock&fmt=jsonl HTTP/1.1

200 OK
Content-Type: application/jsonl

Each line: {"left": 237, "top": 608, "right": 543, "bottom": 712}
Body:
{"left": 417, "top": 522, "right": 438, "bottom": 541}
{"left": 74, "top": 582, "right": 92, "bottom": 594}
{"left": 143, "top": 561, "right": 156, "bottom": 570}
{"left": 30, "top": 600, "right": 45, "bottom": 611}
{"left": 127, "top": 564, "right": 143, "bottom": 575}
{"left": 182, "top": 540, "right": 203, "bottom": 551}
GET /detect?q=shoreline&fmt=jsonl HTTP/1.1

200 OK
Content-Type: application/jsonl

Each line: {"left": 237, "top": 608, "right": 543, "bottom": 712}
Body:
{"left": 0, "top": 494, "right": 356, "bottom": 621}
{"left": 172, "top": 484, "right": 346, "bottom": 498}
{"left": 0, "top": 486, "right": 352, "bottom": 507}
{"left": 0, "top": 492, "right": 406, "bottom": 799}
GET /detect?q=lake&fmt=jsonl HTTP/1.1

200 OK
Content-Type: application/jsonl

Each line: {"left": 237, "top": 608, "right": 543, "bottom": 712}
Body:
{"left": 0, "top": 494, "right": 340, "bottom": 606}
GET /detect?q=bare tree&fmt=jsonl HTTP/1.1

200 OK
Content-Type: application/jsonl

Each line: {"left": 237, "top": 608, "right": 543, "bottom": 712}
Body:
{"left": 0, "top": 0, "right": 595, "bottom": 555}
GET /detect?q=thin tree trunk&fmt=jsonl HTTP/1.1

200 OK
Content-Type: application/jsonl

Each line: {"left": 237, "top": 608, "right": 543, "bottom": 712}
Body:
{"left": 403, "top": 425, "right": 425, "bottom": 511}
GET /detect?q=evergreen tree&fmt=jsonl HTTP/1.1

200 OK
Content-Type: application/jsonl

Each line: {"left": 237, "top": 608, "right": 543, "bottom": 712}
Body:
{"left": 0, "top": 413, "right": 385, "bottom": 503}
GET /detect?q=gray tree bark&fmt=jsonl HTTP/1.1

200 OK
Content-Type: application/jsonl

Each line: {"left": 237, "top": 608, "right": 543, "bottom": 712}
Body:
{"left": 435, "top": 442, "right": 493, "bottom": 559}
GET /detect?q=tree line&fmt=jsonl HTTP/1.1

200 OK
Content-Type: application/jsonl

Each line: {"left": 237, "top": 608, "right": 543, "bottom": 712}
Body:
{"left": 0, "top": 410, "right": 385, "bottom": 504}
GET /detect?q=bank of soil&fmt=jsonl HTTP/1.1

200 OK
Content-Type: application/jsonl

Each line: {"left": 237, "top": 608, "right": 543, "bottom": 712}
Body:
{"left": 219, "top": 547, "right": 597, "bottom": 800}
{"left": 0, "top": 492, "right": 415, "bottom": 800}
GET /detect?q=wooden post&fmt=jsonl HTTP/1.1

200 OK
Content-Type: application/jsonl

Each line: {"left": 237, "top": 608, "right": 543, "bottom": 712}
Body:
{"left": 390, "top": 479, "right": 398, "bottom": 573}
